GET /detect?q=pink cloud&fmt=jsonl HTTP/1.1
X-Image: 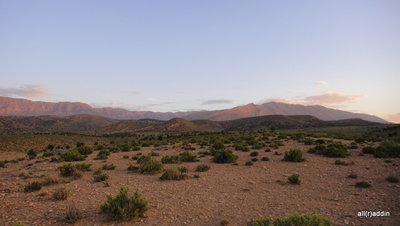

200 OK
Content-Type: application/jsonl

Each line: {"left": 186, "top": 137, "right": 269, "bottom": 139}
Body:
{"left": 0, "top": 85, "right": 49, "bottom": 98}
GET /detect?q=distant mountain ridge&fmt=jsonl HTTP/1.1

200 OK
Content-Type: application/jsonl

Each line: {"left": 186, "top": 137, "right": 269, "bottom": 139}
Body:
{"left": 0, "top": 114, "right": 382, "bottom": 134}
{"left": 0, "top": 96, "right": 388, "bottom": 123}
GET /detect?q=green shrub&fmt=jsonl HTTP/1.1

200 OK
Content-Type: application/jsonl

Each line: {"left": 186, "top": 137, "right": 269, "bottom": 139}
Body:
{"left": 213, "top": 149, "right": 238, "bottom": 164}
{"left": 24, "top": 181, "right": 42, "bottom": 192}
{"left": 102, "top": 163, "right": 116, "bottom": 170}
{"left": 355, "top": 181, "right": 371, "bottom": 188}
{"left": 334, "top": 160, "right": 347, "bottom": 165}
{"left": 362, "top": 146, "right": 375, "bottom": 154}
{"left": 139, "top": 159, "right": 163, "bottom": 174}
{"left": 196, "top": 164, "right": 210, "bottom": 172}
{"left": 261, "top": 157, "right": 269, "bottom": 161}
{"left": 94, "top": 174, "right": 109, "bottom": 182}
{"left": 250, "top": 151, "right": 259, "bottom": 157}
{"left": 27, "top": 149, "right": 37, "bottom": 159}
{"left": 0, "top": 161, "right": 5, "bottom": 168}
{"left": 386, "top": 176, "right": 399, "bottom": 183}
{"left": 283, "top": 149, "right": 305, "bottom": 162}
{"left": 128, "top": 164, "right": 139, "bottom": 172}
{"left": 179, "top": 151, "right": 197, "bottom": 162}
{"left": 76, "top": 146, "right": 93, "bottom": 155}
{"left": 96, "top": 150, "right": 110, "bottom": 160}
{"left": 61, "top": 150, "right": 85, "bottom": 162}
{"left": 74, "top": 163, "right": 92, "bottom": 171}
{"left": 288, "top": 174, "right": 301, "bottom": 185}
{"left": 101, "top": 187, "right": 148, "bottom": 220}
{"left": 53, "top": 187, "right": 68, "bottom": 200}
{"left": 374, "top": 141, "right": 400, "bottom": 158}
{"left": 161, "top": 155, "right": 181, "bottom": 164}
{"left": 58, "top": 164, "right": 81, "bottom": 178}
{"left": 234, "top": 143, "right": 249, "bottom": 152}
{"left": 137, "top": 154, "right": 152, "bottom": 164}
{"left": 251, "top": 217, "right": 271, "bottom": 226}
{"left": 160, "top": 167, "right": 188, "bottom": 180}
{"left": 347, "top": 173, "right": 358, "bottom": 179}
{"left": 273, "top": 211, "right": 332, "bottom": 226}
{"left": 245, "top": 161, "right": 254, "bottom": 166}
{"left": 308, "top": 142, "right": 349, "bottom": 158}
{"left": 42, "top": 151, "right": 54, "bottom": 157}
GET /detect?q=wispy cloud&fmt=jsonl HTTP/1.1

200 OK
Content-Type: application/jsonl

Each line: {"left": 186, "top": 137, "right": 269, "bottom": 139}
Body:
{"left": 263, "top": 91, "right": 367, "bottom": 107}
{"left": 0, "top": 84, "right": 49, "bottom": 98}
{"left": 315, "top": 81, "right": 328, "bottom": 86}
{"left": 201, "top": 99, "right": 233, "bottom": 105}
{"left": 385, "top": 113, "right": 400, "bottom": 123}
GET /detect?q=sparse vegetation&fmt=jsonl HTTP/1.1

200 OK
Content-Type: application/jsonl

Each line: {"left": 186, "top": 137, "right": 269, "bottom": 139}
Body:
{"left": 196, "top": 164, "right": 210, "bottom": 172}
{"left": 308, "top": 142, "right": 349, "bottom": 158}
{"left": 102, "top": 163, "right": 116, "bottom": 170}
{"left": 288, "top": 174, "right": 301, "bottom": 185}
{"left": 160, "top": 167, "right": 188, "bottom": 180}
{"left": 179, "top": 151, "right": 197, "bottom": 162}
{"left": 355, "top": 181, "right": 371, "bottom": 188}
{"left": 101, "top": 187, "right": 148, "bottom": 220}
{"left": 53, "top": 187, "right": 68, "bottom": 200}
{"left": 96, "top": 149, "right": 110, "bottom": 160}
{"left": 250, "top": 151, "right": 259, "bottom": 157}
{"left": 64, "top": 203, "right": 81, "bottom": 223}
{"left": 139, "top": 158, "right": 163, "bottom": 174}
{"left": 283, "top": 149, "right": 305, "bottom": 162}
{"left": 213, "top": 149, "right": 238, "bottom": 163}
{"left": 94, "top": 173, "right": 109, "bottom": 182}
{"left": 347, "top": 173, "right": 358, "bottom": 179}
{"left": 161, "top": 155, "right": 181, "bottom": 164}
{"left": 24, "top": 181, "right": 42, "bottom": 192}
{"left": 252, "top": 211, "right": 332, "bottom": 226}
{"left": 61, "top": 149, "right": 85, "bottom": 162}
{"left": 386, "top": 176, "right": 399, "bottom": 183}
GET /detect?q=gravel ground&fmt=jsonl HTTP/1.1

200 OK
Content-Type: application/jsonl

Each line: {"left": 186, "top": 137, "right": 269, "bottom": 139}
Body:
{"left": 0, "top": 140, "right": 399, "bottom": 226}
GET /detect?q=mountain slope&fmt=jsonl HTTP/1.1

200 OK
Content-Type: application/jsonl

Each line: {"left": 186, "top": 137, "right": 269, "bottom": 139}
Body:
{"left": 0, "top": 96, "right": 388, "bottom": 123}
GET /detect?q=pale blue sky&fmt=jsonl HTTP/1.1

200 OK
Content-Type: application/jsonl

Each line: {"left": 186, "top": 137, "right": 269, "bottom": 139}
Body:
{"left": 0, "top": 1, "right": 399, "bottom": 121}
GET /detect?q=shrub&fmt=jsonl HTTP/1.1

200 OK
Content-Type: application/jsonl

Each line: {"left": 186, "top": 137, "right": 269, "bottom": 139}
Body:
{"left": 273, "top": 211, "right": 332, "bottom": 226}
{"left": 64, "top": 203, "right": 81, "bottom": 223}
{"left": 347, "top": 173, "right": 358, "bottom": 179}
{"left": 234, "top": 143, "right": 249, "bottom": 152}
{"left": 123, "top": 155, "right": 129, "bottom": 159}
{"left": 94, "top": 174, "right": 109, "bottom": 182}
{"left": 27, "top": 149, "right": 37, "bottom": 159}
{"left": 61, "top": 150, "right": 85, "bottom": 162}
{"left": 245, "top": 161, "right": 253, "bottom": 166}
{"left": 149, "top": 151, "right": 159, "bottom": 156}
{"left": 41, "top": 177, "right": 60, "bottom": 186}
{"left": 96, "top": 150, "right": 110, "bottom": 160}
{"left": 283, "top": 149, "right": 305, "bottom": 162}
{"left": 355, "top": 181, "right": 371, "bottom": 188}
{"left": 53, "top": 187, "right": 68, "bottom": 200}
{"left": 0, "top": 161, "right": 5, "bottom": 168}
{"left": 128, "top": 164, "right": 139, "bottom": 172}
{"left": 264, "top": 148, "right": 271, "bottom": 152}
{"left": 250, "top": 151, "right": 259, "bottom": 157}
{"left": 374, "top": 141, "right": 400, "bottom": 158}
{"left": 161, "top": 155, "right": 181, "bottom": 164}
{"left": 362, "top": 146, "right": 375, "bottom": 154}
{"left": 213, "top": 149, "right": 238, "bottom": 164}
{"left": 196, "top": 164, "right": 210, "bottom": 172}
{"left": 58, "top": 164, "right": 78, "bottom": 177}
{"left": 76, "top": 146, "right": 93, "bottom": 155}
{"left": 42, "top": 151, "right": 54, "bottom": 157}
{"left": 24, "top": 181, "right": 42, "bottom": 192}
{"left": 179, "top": 151, "right": 197, "bottom": 162}
{"left": 137, "top": 154, "right": 152, "bottom": 164}
{"left": 334, "top": 160, "right": 347, "bottom": 165}
{"left": 75, "top": 163, "right": 92, "bottom": 171}
{"left": 160, "top": 167, "right": 188, "bottom": 180}
{"left": 308, "top": 142, "right": 349, "bottom": 158}
{"left": 101, "top": 187, "right": 148, "bottom": 220}
{"left": 102, "top": 163, "right": 116, "bottom": 170}
{"left": 261, "top": 157, "right": 269, "bottom": 161}
{"left": 288, "top": 174, "right": 301, "bottom": 185}
{"left": 139, "top": 159, "right": 163, "bottom": 174}
{"left": 251, "top": 217, "right": 271, "bottom": 226}
{"left": 386, "top": 176, "right": 399, "bottom": 183}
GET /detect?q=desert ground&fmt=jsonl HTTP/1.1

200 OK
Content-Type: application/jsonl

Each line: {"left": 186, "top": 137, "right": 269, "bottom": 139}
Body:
{"left": 0, "top": 133, "right": 399, "bottom": 226}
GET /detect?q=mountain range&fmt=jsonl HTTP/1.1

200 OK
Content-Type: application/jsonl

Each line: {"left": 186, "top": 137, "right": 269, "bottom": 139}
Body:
{"left": 0, "top": 114, "right": 382, "bottom": 134}
{"left": 0, "top": 96, "right": 388, "bottom": 123}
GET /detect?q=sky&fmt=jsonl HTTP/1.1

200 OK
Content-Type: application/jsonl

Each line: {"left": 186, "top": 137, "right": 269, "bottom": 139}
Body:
{"left": 0, "top": 0, "right": 399, "bottom": 122}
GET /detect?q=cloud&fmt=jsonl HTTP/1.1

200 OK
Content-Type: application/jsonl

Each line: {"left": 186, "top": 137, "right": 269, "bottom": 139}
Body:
{"left": 315, "top": 81, "right": 328, "bottom": 86}
{"left": 263, "top": 91, "right": 367, "bottom": 107}
{"left": 385, "top": 113, "right": 400, "bottom": 123}
{"left": 304, "top": 91, "right": 367, "bottom": 106}
{"left": 201, "top": 99, "right": 233, "bottom": 105}
{"left": 0, "top": 84, "right": 49, "bottom": 98}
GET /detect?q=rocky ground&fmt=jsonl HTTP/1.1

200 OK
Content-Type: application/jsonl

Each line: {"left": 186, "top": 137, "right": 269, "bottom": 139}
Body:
{"left": 0, "top": 140, "right": 399, "bottom": 226}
